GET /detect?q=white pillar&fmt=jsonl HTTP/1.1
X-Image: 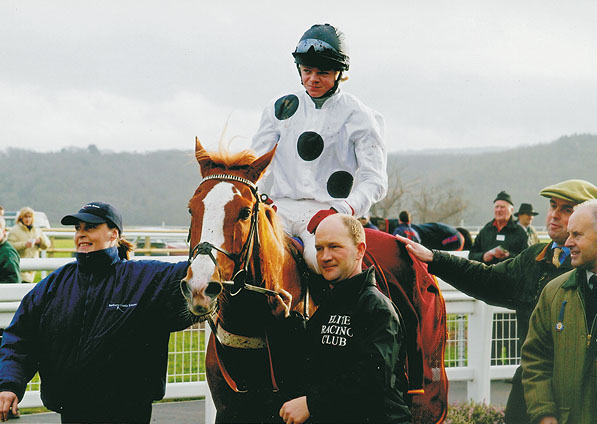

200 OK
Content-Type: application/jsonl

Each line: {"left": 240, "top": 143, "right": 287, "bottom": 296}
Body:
{"left": 466, "top": 300, "right": 493, "bottom": 403}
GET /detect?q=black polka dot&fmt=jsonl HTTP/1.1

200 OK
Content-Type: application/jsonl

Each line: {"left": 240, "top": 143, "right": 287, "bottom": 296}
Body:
{"left": 297, "top": 132, "right": 324, "bottom": 161}
{"left": 327, "top": 171, "right": 354, "bottom": 198}
{"left": 274, "top": 95, "right": 299, "bottom": 120}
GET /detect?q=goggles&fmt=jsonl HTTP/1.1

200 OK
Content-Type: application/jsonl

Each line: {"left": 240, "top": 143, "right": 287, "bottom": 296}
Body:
{"left": 295, "top": 38, "right": 336, "bottom": 54}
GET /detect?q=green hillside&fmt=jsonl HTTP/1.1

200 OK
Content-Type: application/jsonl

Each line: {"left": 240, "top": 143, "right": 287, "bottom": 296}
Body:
{"left": 389, "top": 134, "right": 597, "bottom": 226}
{"left": 1, "top": 134, "right": 595, "bottom": 227}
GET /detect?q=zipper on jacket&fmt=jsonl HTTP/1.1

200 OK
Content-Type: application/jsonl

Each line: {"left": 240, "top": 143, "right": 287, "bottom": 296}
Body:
{"left": 74, "top": 273, "right": 91, "bottom": 364}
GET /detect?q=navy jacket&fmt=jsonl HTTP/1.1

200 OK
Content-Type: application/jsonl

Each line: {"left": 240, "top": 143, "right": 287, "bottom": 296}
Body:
{"left": 0, "top": 247, "right": 191, "bottom": 412}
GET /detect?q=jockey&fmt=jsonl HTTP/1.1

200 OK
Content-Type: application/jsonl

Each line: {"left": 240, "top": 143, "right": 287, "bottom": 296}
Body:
{"left": 251, "top": 23, "right": 388, "bottom": 271}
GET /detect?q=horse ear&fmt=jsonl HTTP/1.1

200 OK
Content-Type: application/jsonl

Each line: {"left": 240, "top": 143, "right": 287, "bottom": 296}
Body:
{"left": 195, "top": 137, "right": 213, "bottom": 177}
{"left": 248, "top": 144, "right": 277, "bottom": 183}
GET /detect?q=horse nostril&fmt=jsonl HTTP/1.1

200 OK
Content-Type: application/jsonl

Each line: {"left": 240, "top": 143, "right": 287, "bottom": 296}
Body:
{"left": 180, "top": 280, "right": 193, "bottom": 302}
{"left": 206, "top": 281, "right": 223, "bottom": 298}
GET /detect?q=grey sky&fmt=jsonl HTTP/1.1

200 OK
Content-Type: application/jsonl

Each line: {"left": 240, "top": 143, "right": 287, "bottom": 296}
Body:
{"left": 1, "top": 0, "right": 596, "bottom": 153}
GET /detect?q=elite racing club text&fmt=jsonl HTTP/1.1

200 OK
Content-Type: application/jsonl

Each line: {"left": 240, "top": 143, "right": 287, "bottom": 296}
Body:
{"left": 321, "top": 314, "right": 353, "bottom": 346}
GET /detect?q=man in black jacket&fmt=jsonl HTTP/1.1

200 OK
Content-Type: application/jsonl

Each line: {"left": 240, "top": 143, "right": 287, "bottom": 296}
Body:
{"left": 397, "top": 179, "right": 597, "bottom": 424}
{"left": 469, "top": 190, "right": 529, "bottom": 264}
{"left": 279, "top": 214, "right": 411, "bottom": 424}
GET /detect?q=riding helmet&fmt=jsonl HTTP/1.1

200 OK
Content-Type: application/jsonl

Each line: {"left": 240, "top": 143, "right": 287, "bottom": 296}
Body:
{"left": 292, "top": 24, "right": 350, "bottom": 71}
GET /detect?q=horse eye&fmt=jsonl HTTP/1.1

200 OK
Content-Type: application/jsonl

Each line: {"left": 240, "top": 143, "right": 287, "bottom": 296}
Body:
{"left": 239, "top": 207, "right": 251, "bottom": 220}
{"left": 188, "top": 208, "right": 192, "bottom": 216}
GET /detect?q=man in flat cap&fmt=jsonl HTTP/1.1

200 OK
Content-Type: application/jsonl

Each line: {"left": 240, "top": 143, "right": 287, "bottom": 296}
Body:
{"left": 396, "top": 179, "right": 597, "bottom": 424}
{"left": 522, "top": 199, "right": 597, "bottom": 424}
{"left": 515, "top": 203, "right": 541, "bottom": 246}
{"left": 469, "top": 190, "right": 529, "bottom": 264}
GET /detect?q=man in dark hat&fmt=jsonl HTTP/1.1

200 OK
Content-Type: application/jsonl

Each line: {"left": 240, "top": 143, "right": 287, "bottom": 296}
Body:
{"left": 515, "top": 203, "right": 540, "bottom": 246}
{"left": 396, "top": 179, "right": 597, "bottom": 424}
{"left": 469, "top": 190, "right": 529, "bottom": 264}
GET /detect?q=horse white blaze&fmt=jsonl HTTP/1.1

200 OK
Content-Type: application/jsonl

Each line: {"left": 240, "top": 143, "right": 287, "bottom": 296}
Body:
{"left": 188, "top": 182, "right": 237, "bottom": 307}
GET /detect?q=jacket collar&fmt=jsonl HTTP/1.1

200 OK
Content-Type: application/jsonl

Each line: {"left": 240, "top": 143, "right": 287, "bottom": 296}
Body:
{"left": 76, "top": 246, "right": 120, "bottom": 274}
{"left": 302, "top": 88, "right": 342, "bottom": 110}
{"left": 561, "top": 269, "right": 582, "bottom": 289}
{"left": 328, "top": 266, "right": 376, "bottom": 296}
{"left": 534, "top": 242, "right": 573, "bottom": 269}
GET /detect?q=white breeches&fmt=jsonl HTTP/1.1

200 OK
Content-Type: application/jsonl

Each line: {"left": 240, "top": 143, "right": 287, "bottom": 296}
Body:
{"left": 273, "top": 198, "right": 330, "bottom": 273}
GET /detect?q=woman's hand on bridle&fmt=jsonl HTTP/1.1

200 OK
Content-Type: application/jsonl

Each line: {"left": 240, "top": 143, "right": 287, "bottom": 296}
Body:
{"left": 269, "top": 289, "right": 292, "bottom": 319}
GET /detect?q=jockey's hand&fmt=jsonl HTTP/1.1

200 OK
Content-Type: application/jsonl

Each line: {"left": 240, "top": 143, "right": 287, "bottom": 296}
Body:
{"left": 262, "top": 196, "right": 277, "bottom": 212}
{"left": 269, "top": 289, "right": 292, "bottom": 319}
{"left": 307, "top": 209, "right": 337, "bottom": 234}
{"left": 0, "top": 391, "right": 19, "bottom": 422}
{"left": 280, "top": 396, "right": 310, "bottom": 424}
{"left": 395, "top": 234, "right": 433, "bottom": 262}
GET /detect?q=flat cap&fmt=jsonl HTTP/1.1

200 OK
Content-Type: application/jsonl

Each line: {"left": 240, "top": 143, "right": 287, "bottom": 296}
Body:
{"left": 540, "top": 179, "right": 597, "bottom": 204}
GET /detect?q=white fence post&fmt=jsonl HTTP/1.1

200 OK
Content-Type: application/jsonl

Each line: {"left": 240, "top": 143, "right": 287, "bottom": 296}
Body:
{"left": 466, "top": 300, "right": 493, "bottom": 403}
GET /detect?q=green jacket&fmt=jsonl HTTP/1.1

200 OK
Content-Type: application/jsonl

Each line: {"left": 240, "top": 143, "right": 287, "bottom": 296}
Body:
{"left": 0, "top": 238, "right": 21, "bottom": 284}
{"left": 469, "top": 217, "right": 529, "bottom": 264}
{"left": 522, "top": 269, "right": 597, "bottom": 424}
{"left": 430, "top": 243, "right": 572, "bottom": 349}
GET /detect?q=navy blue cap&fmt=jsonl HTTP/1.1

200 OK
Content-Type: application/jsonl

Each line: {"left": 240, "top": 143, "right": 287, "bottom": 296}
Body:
{"left": 61, "top": 202, "right": 123, "bottom": 233}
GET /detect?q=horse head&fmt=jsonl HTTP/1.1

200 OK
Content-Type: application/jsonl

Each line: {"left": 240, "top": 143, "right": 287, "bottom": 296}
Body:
{"left": 181, "top": 138, "right": 287, "bottom": 319}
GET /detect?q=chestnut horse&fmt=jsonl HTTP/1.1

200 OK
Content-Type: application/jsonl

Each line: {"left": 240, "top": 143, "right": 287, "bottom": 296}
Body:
{"left": 181, "top": 139, "right": 448, "bottom": 423}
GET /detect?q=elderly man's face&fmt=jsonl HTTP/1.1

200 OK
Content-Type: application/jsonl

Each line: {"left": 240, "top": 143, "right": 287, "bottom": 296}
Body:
{"left": 565, "top": 206, "right": 597, "bottom": 272}
{"left": 494, "top": 200, "right": 513, "bottom": 222}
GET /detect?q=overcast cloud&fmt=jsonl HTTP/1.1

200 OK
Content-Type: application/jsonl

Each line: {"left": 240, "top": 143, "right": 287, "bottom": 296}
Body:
{"left": 1, "top": 0, "right": 596, "bottom": 153}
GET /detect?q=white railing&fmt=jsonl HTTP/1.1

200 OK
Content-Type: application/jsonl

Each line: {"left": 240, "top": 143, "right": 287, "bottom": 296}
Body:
{"left": 0, "top": 254, "right": 516, "bottom": 418}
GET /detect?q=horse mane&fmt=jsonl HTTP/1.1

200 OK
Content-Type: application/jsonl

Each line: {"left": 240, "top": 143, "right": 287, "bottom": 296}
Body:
{"left": 255, "top": 206, "right": 287, "bottom": 291}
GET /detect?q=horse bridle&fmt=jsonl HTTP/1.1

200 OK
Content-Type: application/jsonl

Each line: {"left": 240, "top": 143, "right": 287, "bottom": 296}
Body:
{"left": 187, "top": 173, "right": 278, "bottom": 298}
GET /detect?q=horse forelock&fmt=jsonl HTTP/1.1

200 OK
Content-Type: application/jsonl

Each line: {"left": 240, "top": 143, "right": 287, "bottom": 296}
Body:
{"left": 196, "top": 147, "right": 259, "bottom": 175}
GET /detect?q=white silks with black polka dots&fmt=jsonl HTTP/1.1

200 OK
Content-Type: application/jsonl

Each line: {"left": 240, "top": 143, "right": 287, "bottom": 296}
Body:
{"left": 251, "top": 89, "right": 388, "bottom": 219}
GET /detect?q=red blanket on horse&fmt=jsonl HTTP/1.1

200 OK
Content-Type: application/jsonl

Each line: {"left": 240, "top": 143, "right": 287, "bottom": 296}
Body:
{"left": 363, "top": 229, "right": 448, "bottom": 424}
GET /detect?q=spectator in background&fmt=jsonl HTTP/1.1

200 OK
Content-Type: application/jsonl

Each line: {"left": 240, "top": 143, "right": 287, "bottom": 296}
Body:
{"left": 7, "top": 207, "right": 51, "bottom": 283}
{"left": 358, "top": 213, "right": 379, "bottom": 230}
{"left": 0, "top": 206, "right": 4, "bottom": 216}
{"left": 469, "top": 191, "right": 528, "bottom": 264}
{"left": 392, "top": 210, "right": 421, "bottom": 243}
{"left": 515, "top": 203, "right": 540, "bottom": 246}
{"left": 0, "top": 217, "right": 20, "bottom": 284}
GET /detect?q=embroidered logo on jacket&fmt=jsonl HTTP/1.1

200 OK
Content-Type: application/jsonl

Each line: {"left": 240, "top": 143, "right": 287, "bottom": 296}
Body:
{"left": 108, "top": 303, "right": 138, "bottom": 312}
{"left": 321, "top": 314, "right": 353, "bottom": 346}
